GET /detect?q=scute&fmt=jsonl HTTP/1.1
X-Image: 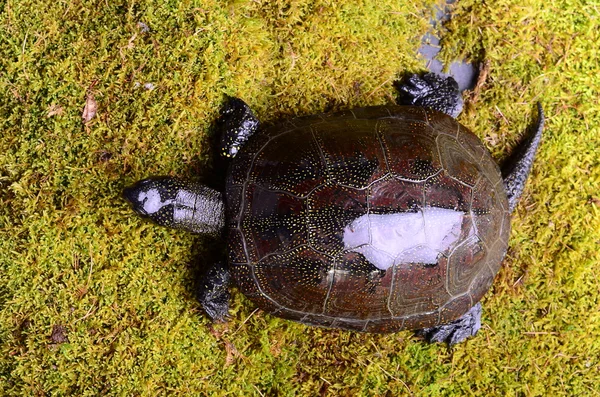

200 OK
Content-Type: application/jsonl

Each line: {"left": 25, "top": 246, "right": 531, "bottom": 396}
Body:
{"left": 225, "top": 105, "right": 509, "bottom": 332}
{"left": 312, "top": 119, "right": 387, "bottom": 188}
{"left": 423, "top": 171, "right": 472, "bottom": 211}
{"left": 247, "top": 127, "right": 326, "bottom": 196}
{"left": 446, "top": 235, "right": 486, "bottom": 296}
{"left": 369, "top": 178, "right": 424, "bottom": 213}
{"left": 237, "top": 185, "right": 308, "bottom": 258}
{"left": 378, "top": 118, "right": 442, "bottom": 181}
{"left": 388, "top": 259, "right": 450, "bottom": 317}
{"left": 323, "top": 251, "right": 390, "bottom": 320}
{"left": 307, "top": 184, "right": 368, "bottom": 255}
{"left": 254, "top": 247, "right": 333, "bottom": 314}
{"left": 437, "top": 133, "right": 481, "bottom": 187}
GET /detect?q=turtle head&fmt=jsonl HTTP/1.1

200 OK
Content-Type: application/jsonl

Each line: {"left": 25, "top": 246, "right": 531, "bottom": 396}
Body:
{"left": 124, "top": 177, "right": 225, "bottom": 235}
{"left": 123, "top": 177, "right": 182, "bottom": 228}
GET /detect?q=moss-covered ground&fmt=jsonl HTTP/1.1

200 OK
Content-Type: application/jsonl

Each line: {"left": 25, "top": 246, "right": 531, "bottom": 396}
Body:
{"left": 1, "top": 0, "right": 599, "bottom": 395}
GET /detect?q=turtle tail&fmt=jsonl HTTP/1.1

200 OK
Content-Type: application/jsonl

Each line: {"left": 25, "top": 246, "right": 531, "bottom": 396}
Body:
{"left": 501, "top": 103, "right": 545, "bottom": 213}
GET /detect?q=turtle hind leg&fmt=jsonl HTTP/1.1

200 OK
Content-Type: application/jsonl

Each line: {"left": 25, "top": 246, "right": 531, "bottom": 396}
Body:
{"left": 417, "top": 302, "right": 482, "bottom": 345}
{"left": 219, "top": 96, "right": 260, "bottom": 158}
{"left": 396, "top": 73, "right": 464, "bottom": 118}
{"left": 197, "top": 261, "right": 231, "bottom": 321}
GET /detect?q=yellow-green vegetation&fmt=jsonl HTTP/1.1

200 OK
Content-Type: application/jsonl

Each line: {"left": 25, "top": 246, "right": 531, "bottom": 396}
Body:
{"left": 1, "top": 0, "right": 598, "bottom": 395}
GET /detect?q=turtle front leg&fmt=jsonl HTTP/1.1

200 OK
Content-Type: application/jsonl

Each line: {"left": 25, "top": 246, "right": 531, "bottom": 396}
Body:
{"left": 417, "top": 302, "right": 482, "bottom": 345}
{"left": 219, "top": 97, "right": 260, "bottom": 158}
{"left": 198, "top": 261, "right": 231, "bottom": 321}
{"left": 396, "top": 73, "right": 464, "bottom": 118}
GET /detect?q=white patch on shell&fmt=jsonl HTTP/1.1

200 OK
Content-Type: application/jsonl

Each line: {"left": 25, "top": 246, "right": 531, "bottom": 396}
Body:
{"left": 343, "top": 207, "right": 464, "bottom": 270}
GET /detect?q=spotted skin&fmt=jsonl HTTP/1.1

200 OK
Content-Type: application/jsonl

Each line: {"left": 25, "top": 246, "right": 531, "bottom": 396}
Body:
{"left": 226, "top": 105, "right": 510, "bottom": 333}
{"left": 123, "top": 177, "right": 224, "bottom": 235}
{"left": 220, "top": 97, "right": 260, "bottom": 158}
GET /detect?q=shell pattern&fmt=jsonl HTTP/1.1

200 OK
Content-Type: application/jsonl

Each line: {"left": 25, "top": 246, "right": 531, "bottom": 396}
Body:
{"left": 225, "top": 105, "right": 509, "bottom": 333}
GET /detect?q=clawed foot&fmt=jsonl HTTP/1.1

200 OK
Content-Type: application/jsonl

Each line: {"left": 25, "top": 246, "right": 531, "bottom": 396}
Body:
{"left": 417, "top": 302, "right": 482, "bottom": 345}
{"left": 396, "top": 73, "right": 463, "bottom": 118}
{"left": 198, "top": 262, "right": 231, "bottom": 321}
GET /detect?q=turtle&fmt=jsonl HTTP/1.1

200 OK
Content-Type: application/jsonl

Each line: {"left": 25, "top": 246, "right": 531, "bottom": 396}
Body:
{"left": 123, "top": 73, "right": 544, "bottom": 344}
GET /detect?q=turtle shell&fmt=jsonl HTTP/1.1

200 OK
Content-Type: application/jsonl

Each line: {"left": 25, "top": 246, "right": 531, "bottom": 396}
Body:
{"left": 225, "top": 105, "right": 509, "bottom": 333}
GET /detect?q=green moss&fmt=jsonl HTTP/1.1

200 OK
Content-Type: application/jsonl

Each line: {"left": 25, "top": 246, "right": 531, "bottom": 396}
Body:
{"left": 1, "top": 0, "right": 599, "bottom": 395}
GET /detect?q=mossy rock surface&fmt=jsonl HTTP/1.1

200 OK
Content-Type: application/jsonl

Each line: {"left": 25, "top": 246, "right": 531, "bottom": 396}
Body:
{"left": 1, "top": 0, "right": 599, "bottom": 395}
